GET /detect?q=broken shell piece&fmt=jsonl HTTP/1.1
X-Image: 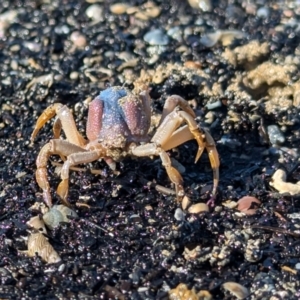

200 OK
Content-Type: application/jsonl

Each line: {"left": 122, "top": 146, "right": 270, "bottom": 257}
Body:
{"left": 237, "top": 196, "right": 261, "bottom": 215}
{"left": 26, "top": 216, "right": 47, "bottom": 234}
{"left": 26, "top": 232, "right": 61, "bottom": 264}
{"left": 223, "top": 282, "right": 250, "bottom": 299}
{"left": 270, "top": 169, "right": 300, "bottom": 195}
{"left": 188, "top": 203, "right": 209, "bottom": 214}
{"left": 43, "top": 205, "right": 78, "bottom": 230}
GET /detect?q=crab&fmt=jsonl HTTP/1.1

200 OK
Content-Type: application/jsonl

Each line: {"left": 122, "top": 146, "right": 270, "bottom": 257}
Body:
{"left": 31, "top": 86, "right": 219, "bottom": 208}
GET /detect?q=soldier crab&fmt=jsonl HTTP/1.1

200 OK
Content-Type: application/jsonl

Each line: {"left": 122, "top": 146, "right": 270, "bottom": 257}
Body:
{"left": 31, "top": 86, "right": 219, "bottom": 207}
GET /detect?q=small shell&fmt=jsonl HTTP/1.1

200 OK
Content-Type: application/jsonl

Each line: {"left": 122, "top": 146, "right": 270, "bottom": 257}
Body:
{"left": 43, "top": 209, "right": 65, "bottom": 230}
{"left": 56, "top": 205, "right": 78, "bottom": 220}
{"left": 223, "top": 282, "right": 249, "bottom": 299}
{"left": 43, "top": 205, "right": 78, "bottom": 230}
{"left": 27, "top": 232, "right": 61, "bottom": 264}
{"left": 237, "top": 196, "right": 261, "bottom": 215}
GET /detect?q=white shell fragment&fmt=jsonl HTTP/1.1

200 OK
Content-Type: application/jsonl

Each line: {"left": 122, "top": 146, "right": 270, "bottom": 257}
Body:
{"left": 26, "top": 232, "right": 61, "bottom": 264}
{"left": 223, "top": 282, "right": 250, "bottom": 299}
{"left": 270, "top": 169, "right": 300, "bottom": 195}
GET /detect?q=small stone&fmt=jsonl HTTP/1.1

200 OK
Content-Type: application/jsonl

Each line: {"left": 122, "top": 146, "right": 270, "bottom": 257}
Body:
{"left": 86, "top": 4, "right": 103, "bottom": 22}
{"left": 188, "top": 203, "right": 209, "bottom": 214}
{"left": 144, "top": 29, "right": 169, "bottom": 46}
{"left": 70, "top": 71, "right": 79, "bottom": 80}
{"left": 174, "top": 208, "right": 185, "bottom": 221}
{"left": 110, "top": 3, "right": 130, "bottom": 15}
{"left": 70, "top": 31, "right": 87, "bottom": 48}
{"left": 267, "top": 125, "right": 285, "bottom": 145}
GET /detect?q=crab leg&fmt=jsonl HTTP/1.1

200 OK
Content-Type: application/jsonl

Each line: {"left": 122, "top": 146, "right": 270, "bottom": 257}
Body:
{"left": 35, "top": 139, "right": 87, "bottom": 207}
{"left": 132, "top": 110, "right": 189, "bottom": 200}
{"left": 57, "top": 149, "right": 105, "bottom": 205}
{"left": 162, "top": 125, "right": 193, "bottom": 150}
{"left": 53, "top": 117, "right": 62, "bottom": 139}
{"left": 132, "top": 109, "right": 219, "bottom": 199}
{"left": 202, "top": 128, "right": 219, "bottom": 195}
{"left": 31, "top": 103, "right": 87, "bottom": 147}
{"left": 132, "top": 143, "right": 184, "bottom": 200}
{"left": 163, "top": 125, "right": 219, "bottom": 196}
{"left": 159, "top": 95, "right": 196, "bottom": 126}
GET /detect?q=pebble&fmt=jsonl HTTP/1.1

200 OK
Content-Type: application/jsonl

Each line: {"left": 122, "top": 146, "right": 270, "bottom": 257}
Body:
{"left": 70, "top": 71, "right": 79, "bottom": 80}
{"left": 23, "top": 42, "right": 42, "bottom": 52}
{"left": 188, "top": 203, "right": 209, "bottom": 214}
{"left": 206, "top": 99, "right": 222, "bottom": 110}
{"left": 110, "top": 3, "right": 130, "bottom": 15}
{"left": 167, "top": 27, "right": 182, "bottom": 42}
{"left": 0, "top": 9, "right": 18, "bottom": 37}
{"left": 267, "top": 125, "right": 285, "bottom": 145}
{"left": 54, "top": 24, "right": 70, "bottom": 35}
{"left": 174, "top": 208, "right": 185, "bottom": 221}
{"left": 187, "top": 0, "right": 212, "bottom": 12}
{"left": 70, "top": 31, "right": 87, "bottom": 48}
{"left": 85, "top": 4, "right": 103, "bottom": 22}
{"left": 144, "top": 29, "right": 169, "bottom": 46}
{"left": 257, "top": 7, "right": 270, "bottom": 18}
